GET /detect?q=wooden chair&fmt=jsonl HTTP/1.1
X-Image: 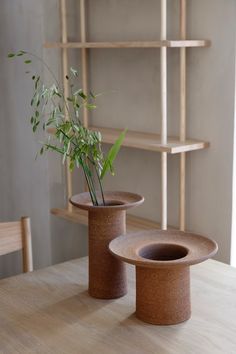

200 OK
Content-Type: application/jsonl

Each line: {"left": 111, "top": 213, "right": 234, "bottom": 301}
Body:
{"left": 0, "top": 217, "right": 33, "bottom": 273}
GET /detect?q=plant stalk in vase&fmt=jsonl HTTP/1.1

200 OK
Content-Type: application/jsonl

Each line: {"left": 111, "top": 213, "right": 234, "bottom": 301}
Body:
{"left": 8, "top": 50, "right": 126, "bottom": 206}
{"left": 9, "top": 50, "right": 144, "bottom": 299}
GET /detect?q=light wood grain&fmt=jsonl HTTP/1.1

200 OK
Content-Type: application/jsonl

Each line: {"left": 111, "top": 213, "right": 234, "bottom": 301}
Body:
{"left": 0, "top": 217, "right": 33, "bottom": 273}
{"left": 0, "top": 221, "right": 23, "bottom": 256}
{"left": 44, "top": 39, "right": 211, "bottom": 49}
{"left": 47, "top": 126, "right": 210, "bottom": 154}
{"left": 80, "top": 0, "right": 89, "bottom": 128}
{"left": 179, "top": 0, "right": 187, "bottom": 231}
{"left": 161, "top": 0, "right": 168, "bottom": 230}
{"left": 60, "top": 0, "right": 72, "bottom": 206}
{"left": 50, "top": 206, "right": 176, "bottom": 231}
{"left": 161, "top": 152, "right": 167, "bottom": 230}
{"left": 0, "top": 257, "right": 235, "bottom": 353}
{"left": 180, "top": 153, "right": 186, "bottom": 230}
{"left": 79, "top": 0, "right": 89, "bottom": 191}
{"left": 21, "top": 217, "right": 33, "bottom": 272}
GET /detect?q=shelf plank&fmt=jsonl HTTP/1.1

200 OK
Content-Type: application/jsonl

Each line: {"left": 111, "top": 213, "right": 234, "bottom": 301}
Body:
{"left": 47, "top": 126, "right": 209, "bottom": 154}
{"left": 44, "top": 39, "right": 210, "bottom": 49}
{"left": 51, "top": 207, "right": 88, "bottom": 225}
{"left": 89, "top": 126, "right": 209, "bottom": 154}
{"left": 51, "top": 207, "right": 168, "bottom": 231}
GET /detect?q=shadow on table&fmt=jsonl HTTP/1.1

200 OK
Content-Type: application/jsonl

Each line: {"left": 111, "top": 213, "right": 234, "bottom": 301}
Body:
{"left": 43, "top": 289, "right": 122, "bottom": 323}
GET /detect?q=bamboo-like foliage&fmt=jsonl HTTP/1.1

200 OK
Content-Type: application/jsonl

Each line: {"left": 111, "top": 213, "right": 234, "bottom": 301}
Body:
{"left": 8, "top": 51, "right": 126, "bottom": 206}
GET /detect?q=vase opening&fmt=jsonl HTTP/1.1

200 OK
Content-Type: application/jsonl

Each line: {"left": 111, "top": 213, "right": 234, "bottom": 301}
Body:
{"left": 138, "top": 243, "right": 188, "bottom": 261}
{"left": 105, "top": 200, "right": 125, "bottom": 206}
{"left": 87, "top": 200, "right": 125, "bottom": 207}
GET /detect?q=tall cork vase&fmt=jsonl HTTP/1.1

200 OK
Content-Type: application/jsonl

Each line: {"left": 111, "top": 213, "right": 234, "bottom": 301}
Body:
{"left": 70, "top": 191, "right": 144, "bottom": 299}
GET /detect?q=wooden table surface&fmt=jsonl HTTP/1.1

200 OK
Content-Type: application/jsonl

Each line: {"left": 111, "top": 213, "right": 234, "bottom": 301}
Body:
{"left": 0, "top": 257, "right": 236, "bottom": 354}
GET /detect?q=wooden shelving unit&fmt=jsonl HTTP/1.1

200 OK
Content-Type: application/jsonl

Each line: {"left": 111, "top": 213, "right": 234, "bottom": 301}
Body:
{"left": 44, "top": 0, "right": 210, "bottom": 232}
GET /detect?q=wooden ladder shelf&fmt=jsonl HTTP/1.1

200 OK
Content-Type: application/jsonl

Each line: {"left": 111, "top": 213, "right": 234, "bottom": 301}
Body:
{"left": 44, "top": 0, "right": 210, "bottom": 232}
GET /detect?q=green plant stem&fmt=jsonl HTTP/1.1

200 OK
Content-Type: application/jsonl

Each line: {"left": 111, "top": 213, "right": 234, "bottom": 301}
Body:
{"left": 58, "top": 128, "right": 72, "bottom": 142}
{"left": 56, "top": 129, "right": 101, "bottom": 206}
{"left": 87, "top": 174, "right": 98, "bottom": 206}
{"left": 94, "top": 163, "right": 105, "bottom": 206}
{"left": 80, "top": 158, "right": 98, "bottom": 206}
{"left": 82, "top": 164, "right": 96, "bottom": 205}
{"left": 45, "top": 140, "right": 98, "bottom": 206}
{"left": 83, "top": 169, "right": 97, "bottom": 206}
{"left": 85, "top": 160, "right": 99, "bottom": 205}
{"left": 86, "top": 155, "right": 105, "bottom": 206}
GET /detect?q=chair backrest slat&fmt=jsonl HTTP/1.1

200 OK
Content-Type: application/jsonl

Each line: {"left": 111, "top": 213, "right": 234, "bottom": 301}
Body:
{"left": 21, "top": 217, "right": 33, "bottom": 272}
{"left": 0, "top": 217, "right": 33, "bottom": 273}
{"left": 0, "top": 221, "right": 23, "bottom": 256}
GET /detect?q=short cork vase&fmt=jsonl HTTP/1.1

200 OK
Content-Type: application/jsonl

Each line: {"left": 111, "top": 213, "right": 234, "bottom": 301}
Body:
{"left": 70, "top": 191, "right": 144, "bottom": 300}
{"left": 109, "top": 229, "right": 218, "bottom": 325}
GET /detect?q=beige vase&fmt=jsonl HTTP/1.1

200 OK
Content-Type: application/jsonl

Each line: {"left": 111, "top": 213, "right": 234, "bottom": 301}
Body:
{"left": 70, "top": 191, "right": 144, "bottom": 299}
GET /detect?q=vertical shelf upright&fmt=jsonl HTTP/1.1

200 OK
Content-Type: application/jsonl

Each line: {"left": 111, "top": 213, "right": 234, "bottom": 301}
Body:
{"left": 79, "top": 0, "right": 89, "bottom": 129}
{"left": 45, "top": 0, "right": 210, "bottom": 232}
{"left": 179, "top": 0, "right": 187, "bottom": 231}
{"left": 60, "top": 0, "right": 72, "bottom": 211}
{"left": 160, "top": 0, "right": 168, "bottom": 230}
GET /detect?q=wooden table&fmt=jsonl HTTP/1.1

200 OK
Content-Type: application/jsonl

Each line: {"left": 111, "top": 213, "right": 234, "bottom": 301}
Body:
{"left": 0, "top": 257, "right": 236, "bottom": 354}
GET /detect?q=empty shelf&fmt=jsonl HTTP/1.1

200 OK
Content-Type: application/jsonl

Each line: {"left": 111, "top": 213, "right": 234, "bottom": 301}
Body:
{"left": 89, "top": 126, "right": 210, "bottom": 154}
{"left": 44, "top": 39, "right": 210, "bottom": 49}
{"left": 51, "top": 207, "right": 168, "bottom": 232}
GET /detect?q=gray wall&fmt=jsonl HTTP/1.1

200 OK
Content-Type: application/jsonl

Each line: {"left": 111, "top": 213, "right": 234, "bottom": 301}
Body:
{"left": 0, "top": 0, "right": 52, "bottom": 276}
{"left": 0, "top": 0, "right": 235, "bottom": 277}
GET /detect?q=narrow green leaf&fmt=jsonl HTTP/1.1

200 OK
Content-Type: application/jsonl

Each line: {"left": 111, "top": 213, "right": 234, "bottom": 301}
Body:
{"left": 79, "top": 91, "right": 87, "bottom": 100}
{"left": 86, "top": 104, "right": 96, "bottom": 110}
{"left": 8, "top": 53, "right": 15, "bottom": 58}
{"left": 73, "top": 89, "right": 82, "bottom": 96}
{"left": 44, "top": 144, "right": 64, "bottom": 155}
{"left": 70, "top": 67, "right": 78, "bottom": 77}
{"left": 101, "top": 129, "right": 127, "bottom": 179}
{"left": 35, "top": 76, "right": 40, "bottom": 89}
{"left": 69, "top": 160, "right": 75, "bottom": 171}
{"left": 24, "top": 60, "right": 32, "bottom": 64}
{"left": 89, "top": 90, "right": 96, "bottom": 99}
{"left": 62, "top": 152, "right": 67, "bottom": 164}
{"left": 17, "top": 51, "right": 25, "bottom": 56}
